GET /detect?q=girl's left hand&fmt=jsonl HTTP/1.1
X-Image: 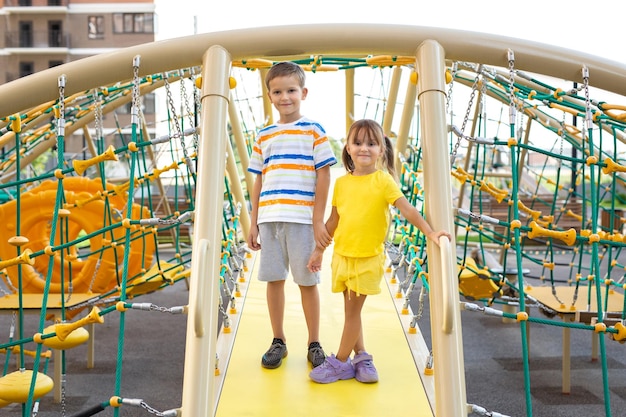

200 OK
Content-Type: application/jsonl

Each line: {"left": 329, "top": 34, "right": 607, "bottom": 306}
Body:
{"left": 429, "top": 230, "right": 452, "bottom": 245}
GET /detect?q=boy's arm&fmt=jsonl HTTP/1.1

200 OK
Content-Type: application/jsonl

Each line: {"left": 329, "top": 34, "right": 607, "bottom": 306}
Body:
{"left": 307, "top": 206, "right": 339, "bottom": 272}
{"left": 393, "top": 196, "right": 451, "bottom": 243}
{"left": 246, "top": 174, "right": 262, "bottom": 251}
{"left": 313, "top": 164, "right": 332, "bottom": 248}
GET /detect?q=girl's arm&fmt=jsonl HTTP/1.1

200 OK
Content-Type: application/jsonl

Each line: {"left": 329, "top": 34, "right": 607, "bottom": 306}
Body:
{"left": 393, "top": 196, "right": 451, "bottom": 243}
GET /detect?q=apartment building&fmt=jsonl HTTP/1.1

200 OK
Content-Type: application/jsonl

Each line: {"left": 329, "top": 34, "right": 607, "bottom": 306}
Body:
{"left": 0, "top": 0, "right": 157, "bottom": 153}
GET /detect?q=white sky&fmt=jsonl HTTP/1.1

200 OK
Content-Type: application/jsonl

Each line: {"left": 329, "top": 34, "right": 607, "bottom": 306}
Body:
{"left": 155, "top": 0, "right": 626, "bottom": 64}
{"left": 153, "top": 0, "right": 626, "bottom": 139}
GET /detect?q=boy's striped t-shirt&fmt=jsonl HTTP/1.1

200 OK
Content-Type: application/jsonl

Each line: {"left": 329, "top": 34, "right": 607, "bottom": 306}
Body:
{"left": 248, "top": 117, "right": 337, "bottom": 225}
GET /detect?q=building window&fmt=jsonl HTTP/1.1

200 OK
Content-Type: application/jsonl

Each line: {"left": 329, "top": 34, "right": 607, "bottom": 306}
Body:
{"left": 19, "top": 62, "right": 34, "bottom": 78}
{"left": 19, "top": 21, "right": 33, "bottom": 47}
{"left": 49, "top": 60, "right": 63, "bottom": 68}
{"left": 49, "top": 21, "right": 63, "bottom": 47}
{"left": 112, "top": 13, "right": 154, "bottom": 34}
{"left": 88, "top": 16, "right": 105, "bottom": 39}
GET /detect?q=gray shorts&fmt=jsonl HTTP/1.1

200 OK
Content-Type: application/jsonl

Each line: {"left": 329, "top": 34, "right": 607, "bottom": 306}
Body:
{"left": 257, "top": 222, "right": 320, "bottom": 286}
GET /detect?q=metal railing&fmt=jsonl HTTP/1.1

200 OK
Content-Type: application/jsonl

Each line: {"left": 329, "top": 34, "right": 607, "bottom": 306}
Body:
{"left": 4, "top": 30, "right": 70, "bottom": 48}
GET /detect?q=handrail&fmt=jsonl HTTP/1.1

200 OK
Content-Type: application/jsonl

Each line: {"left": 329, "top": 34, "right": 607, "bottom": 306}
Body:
{"left": 193, "top": 238, "right": 210, "bottom": 337}
{"left": 438, "top": 236, "right": 454, "bottom": 334}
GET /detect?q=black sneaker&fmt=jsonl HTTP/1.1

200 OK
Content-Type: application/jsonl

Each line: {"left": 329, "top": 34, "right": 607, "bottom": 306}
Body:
{"left": 261, "top": 338, "right": 288, "bottom": 369}
{"left": 307, "top": 341, "right": 326, "bottom": 368}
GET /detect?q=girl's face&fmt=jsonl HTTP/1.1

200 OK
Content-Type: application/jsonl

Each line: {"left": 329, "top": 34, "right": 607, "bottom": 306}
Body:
{"left": 267, "top": 75, "right": 307, "bottom": 123}
{"left": 347, "top": 128, "right": 382, "bottom": 174}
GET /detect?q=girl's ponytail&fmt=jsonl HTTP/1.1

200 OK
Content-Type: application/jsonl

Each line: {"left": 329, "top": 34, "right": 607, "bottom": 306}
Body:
{"left": 382, "top": 134, "right": 397, "bottom": 180}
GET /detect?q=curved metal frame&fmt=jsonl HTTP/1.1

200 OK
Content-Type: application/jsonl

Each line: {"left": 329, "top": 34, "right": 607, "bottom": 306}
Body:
{"left": 0, "top": 23, "right": 625, "bottom": 117}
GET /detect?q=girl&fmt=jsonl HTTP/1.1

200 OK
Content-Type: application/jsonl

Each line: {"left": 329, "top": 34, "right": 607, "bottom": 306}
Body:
{"left": 307, "top": 119, "right": 450, "bottom": 384}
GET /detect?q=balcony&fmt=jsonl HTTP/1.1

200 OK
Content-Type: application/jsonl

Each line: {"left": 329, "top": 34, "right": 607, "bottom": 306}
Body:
{"left": 5, "top": 30, "right": 70, "bottom": 49}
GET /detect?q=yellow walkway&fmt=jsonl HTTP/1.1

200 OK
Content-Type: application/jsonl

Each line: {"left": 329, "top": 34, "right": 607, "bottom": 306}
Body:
{"left": 215, "top": 249, "right": 434, "bottom": 416}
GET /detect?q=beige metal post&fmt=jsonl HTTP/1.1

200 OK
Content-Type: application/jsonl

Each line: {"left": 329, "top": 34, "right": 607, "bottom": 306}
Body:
{"left": 416, "top": 40, "right": 467, "bottom": 417}
{"left": 259, "top": 67, "right": 272, "bottom": 126}
{"left": 381, "top": 65, "right": 402, "bottom": 137}
{"left": 225, "top": 131, "right": 251, "bottom": 238}
{"left": 228, "top": 90, "right": 255, "bottom": 194}
{"left": 180, "top": 45, "right": 231, "bottom": 417}
{"left": 227, "top": 91, "right": 253, "bottom": 237}
{"left": 345, "top": 68, "right": 355, "bottom": 135}
{"left": 394, "top": 72, "right": 417, "bottom": 177}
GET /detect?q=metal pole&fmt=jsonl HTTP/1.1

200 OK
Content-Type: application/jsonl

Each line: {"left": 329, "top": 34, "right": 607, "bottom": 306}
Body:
{"left": 180, "top": 45, "right": 231, "bottom": 417}
{"left": 395, "top": 72, "right": 417, "bottom": 177}
{"left": 259, "top": 68, "right": 272, "bottom": 126}
{"left": 225, "top": 130, "right": 251, "bottom": 238}
{"left": 416, "top": 39, "right": 467, "bottom": 417}
{"left": 345, "top": 67, "right": 355, "bottom": 135}
{"left": 382, "top": 65, "right": 402, "bottom": 137}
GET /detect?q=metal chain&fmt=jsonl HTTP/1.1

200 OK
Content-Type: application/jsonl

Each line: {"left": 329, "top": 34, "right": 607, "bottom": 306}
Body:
{"left": 219, "top": 303, "right": 231, "bottom": 330}
{"left": 515, "top": 85, "right": 525, "bottom": 154}
{"left": 180, "top": 74, "right": 191, "bottom": 124}
{"left": 445, "top": 61, "right": 458, "bottom": 116}
{"left": 558, "top": 111, "right": 565, "bottom": 168}
{"left": 507, "top": 49, "right": 516, "bottom": 126}
{"left": 164, "top": 76, "right": 191, "bottom": 166}
{"left": 179, "top": 74, "right": 197, "bottom": 177}
{"left": 140, "top": 400, "right": 168, "bottom": 416}
{"left": 582, "top": 66, "right": 593, "bottom": 137}
{"left": 414, "top": 285, "right": 426, "bottom": 320}
{"left": 94, "top": 90, "right": 103, "bottom": 141}
{"left": 450, "top": 64, "right": 482, "bottom": 167}
{"left": 0, "top": 274, "right": 15, "bottom": 294}
{"left": 86, "top": 259, "right": 102, "bottom": 294}
{"left": 60, "top": 373, "right": 67, "bottom": 416}
{"left": 180, "top": 73, "right": 199, "bottom": 151}
{"left": 149, "top": 303, "right": 178, "bottom": 314}
{"left": 131, "top": 56, "right": 141, "bottom": 127}
{"left": 128, "top": 302, "right": 186, "bottom": 314}
{"left": 67, "top": 295, "right": 112, "bottom": 311}
{"left": 57, "top": 75, "right": 66, "bottom": 140}
{"left": 9, "top": 311, "right": 16, "bottom": 338}
{"left": 192, "top": 68, "right": 202, "bottom": 150}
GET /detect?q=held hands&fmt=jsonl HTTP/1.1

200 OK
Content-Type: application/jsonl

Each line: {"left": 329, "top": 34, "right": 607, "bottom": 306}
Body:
{"left": 307, "top": 247, "right": 324, "bottom": 273}
{"left": 314, "top": 221, "right": 332, "bottom": 249}
{"left": 309, "top": 221, "right": 331, "bottom": 273}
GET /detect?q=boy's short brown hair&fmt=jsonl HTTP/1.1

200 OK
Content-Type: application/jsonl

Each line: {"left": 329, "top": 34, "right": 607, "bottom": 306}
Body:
{"left": 265, "top": 61, "right": 306, "bottom": 89}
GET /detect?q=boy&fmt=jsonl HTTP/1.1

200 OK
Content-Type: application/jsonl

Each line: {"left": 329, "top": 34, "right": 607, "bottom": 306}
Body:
{"left": 246, "top": 61, "right": 337, "bottom": 369}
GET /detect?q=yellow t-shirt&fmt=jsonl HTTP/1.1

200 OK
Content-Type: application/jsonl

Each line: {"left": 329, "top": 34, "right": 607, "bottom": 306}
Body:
{"left": 332, "top": 170, "right": 404, "bottom": 258}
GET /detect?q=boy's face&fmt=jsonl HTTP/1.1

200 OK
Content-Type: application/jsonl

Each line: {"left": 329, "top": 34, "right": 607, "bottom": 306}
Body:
{"left": 267, "top": 75, "right": 308, "bottom": 123}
